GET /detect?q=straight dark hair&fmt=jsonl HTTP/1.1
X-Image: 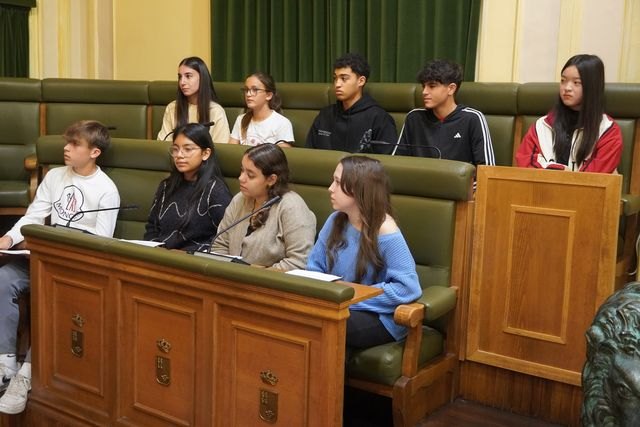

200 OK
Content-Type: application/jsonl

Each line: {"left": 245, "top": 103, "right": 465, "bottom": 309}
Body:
{"left": 241, "top": 72, "right": 283, "bottom": 140}
{"left": 175, "top": 57, "right": 219, "bottom": 128}
{"left": 165, "top": 123, "right": 228, "bottom": 231}
{"left": 552, "top": 54, "right": 605, "bottom": 167}
{"left": 326, "top": 156, "right": 392, "bottom": 283}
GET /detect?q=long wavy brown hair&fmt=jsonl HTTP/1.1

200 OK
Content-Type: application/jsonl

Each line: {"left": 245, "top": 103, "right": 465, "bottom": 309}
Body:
{"left": 326, "top": 156, "right": 392, "bottom": 283}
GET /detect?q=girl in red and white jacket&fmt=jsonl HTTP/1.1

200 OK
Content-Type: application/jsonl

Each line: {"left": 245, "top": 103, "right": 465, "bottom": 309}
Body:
{"left": 516, "top": 54, "right": 622, "bottom": 173}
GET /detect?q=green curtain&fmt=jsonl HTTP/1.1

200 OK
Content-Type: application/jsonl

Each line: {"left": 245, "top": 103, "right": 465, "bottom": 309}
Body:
{"left": 0, "top": 3, "right": 30, "bottom": 77}
{"left": 212, "top": 0, "right": 481, "bottom": 82}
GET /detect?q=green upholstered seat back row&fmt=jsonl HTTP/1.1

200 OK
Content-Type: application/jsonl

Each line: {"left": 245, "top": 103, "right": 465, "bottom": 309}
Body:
{"left": 36, "top": 136, "right": 474, "bottom": 290}
{"left": 0, "top": 79, "right": 41, "bottom": 208}
{"left": 146, "top": 80, "right": 522, "bottom": 160}
{"left": 4, "top": 77, "right": 638, "bottom": 173}
{"left": 41, "top": 79, "right": 149, "bottom": 138}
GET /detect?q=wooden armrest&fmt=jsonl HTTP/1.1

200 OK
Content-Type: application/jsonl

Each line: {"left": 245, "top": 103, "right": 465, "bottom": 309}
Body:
{"left": 25, "top": 153, "right": 39, "bottom": 202}
{"left": 24, "top": 153, "right": 38, "bottom": 171}
{"left": 394, "top": 302, "right": 425, "bottom": 377}
{"left": 396, "top": 286, "right": 459, "bottom": 378}
{"left": 394, "top": 302, "right": 425, "bottom": 327}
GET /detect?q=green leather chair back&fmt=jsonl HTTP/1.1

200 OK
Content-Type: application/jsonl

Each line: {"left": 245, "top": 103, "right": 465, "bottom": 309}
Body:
{"left": 42, "top": 79, "right": 149, "bottom": 139}
{"left": 0, "top": 79, "right": 41, "bottom": 208}
{"left": 457, "top": 82, "right": 520, "bottom": 166}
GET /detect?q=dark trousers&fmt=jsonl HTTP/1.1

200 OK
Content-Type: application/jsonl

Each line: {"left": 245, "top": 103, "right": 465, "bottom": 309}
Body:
{"left": 346, "top": 310, "right": 393, "bottom": 349}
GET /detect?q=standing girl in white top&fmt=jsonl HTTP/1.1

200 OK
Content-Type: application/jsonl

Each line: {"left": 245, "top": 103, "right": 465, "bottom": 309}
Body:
{"left": 229, "top": 72, "right": 294, "bottom": 147}
{"left": 157, "top": 56, "right": 230, "bottom": 144}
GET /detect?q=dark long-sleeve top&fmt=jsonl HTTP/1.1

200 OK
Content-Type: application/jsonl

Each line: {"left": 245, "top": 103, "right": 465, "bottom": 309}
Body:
{"left": 305, "top": 94, "right": 397, "bottom": 153}
{"left": 144, "top": 177, "right": 232, "bottom": 251}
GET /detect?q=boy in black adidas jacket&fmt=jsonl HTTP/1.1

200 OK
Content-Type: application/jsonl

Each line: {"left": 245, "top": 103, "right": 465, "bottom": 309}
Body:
{"left": 393, "top": 59, "right": 495, "bottom": 166}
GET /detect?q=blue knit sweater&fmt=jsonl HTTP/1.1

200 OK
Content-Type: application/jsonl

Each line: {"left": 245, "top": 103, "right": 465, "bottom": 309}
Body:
{"left": 306, "top": 212, "right": 422, "bottom": 340}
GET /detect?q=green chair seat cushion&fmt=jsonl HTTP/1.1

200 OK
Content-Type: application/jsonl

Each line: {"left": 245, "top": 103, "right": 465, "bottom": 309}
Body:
{"left": 0, "top": 182, "right": 30, "bottom": 207}
{"left": 346, "top": 326, "right": 444, "bottom": 386}
{"left": 621, "top": 193, "right": 640, "bottom": 216}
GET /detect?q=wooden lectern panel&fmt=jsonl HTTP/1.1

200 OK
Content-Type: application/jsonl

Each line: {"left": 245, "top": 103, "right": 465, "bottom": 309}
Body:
{"left": 120, "top": 282, "right": 205, "bottom": 426}
{"left": 216, "top": 305, "right": 317, "bottom": 426}
{"left": 23, "top": 227, "right": 379, "bottom": 426}
{"left": 34, "top": 260, "right": 114, "bottom": 420}
{"left": 466, "top": 166, "right": 621, "bottom": 385}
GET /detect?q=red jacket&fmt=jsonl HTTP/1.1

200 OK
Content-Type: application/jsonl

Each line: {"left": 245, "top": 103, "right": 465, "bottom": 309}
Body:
{"left": 515, "top": 113, "right": 622, "bottom": 173}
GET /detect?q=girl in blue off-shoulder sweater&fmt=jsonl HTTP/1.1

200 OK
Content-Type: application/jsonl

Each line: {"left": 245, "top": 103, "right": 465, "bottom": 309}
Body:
{"left": 306, "top": 156, "right": 422, "bottom": 348}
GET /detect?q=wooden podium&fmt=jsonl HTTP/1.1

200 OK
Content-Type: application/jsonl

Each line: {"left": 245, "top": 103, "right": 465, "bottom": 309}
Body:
{"left": 466, "top": 166, "right": 621, "bottom": 386}
{"left": 20, "top": 225, "right": 380, "bottom": 426}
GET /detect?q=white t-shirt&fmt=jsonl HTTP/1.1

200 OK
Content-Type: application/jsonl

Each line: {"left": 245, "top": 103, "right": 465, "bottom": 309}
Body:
{"left": 230, "top": 111, "right": 294, "bottom": 146}
{"left": 6, "top": 166, "right": 120, "bottom": 245}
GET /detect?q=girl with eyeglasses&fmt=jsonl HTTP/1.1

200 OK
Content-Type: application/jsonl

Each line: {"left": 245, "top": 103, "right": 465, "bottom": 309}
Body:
{"left": 145, "top": 123, "right": 232, "bottom": 251}
{"left": 157, "top": 56, "right": 230, "bottom": 144}
{"left": 306, "top": 156, "right": 421, "bottom": 348}
{"left": 211, "top": 144, "right": 316, "bottom": 270}
{"left": 516, "top": 54, "right": 622, "bottom": 172}
{"left": 229, "top": 72, "right": 294, "bottom": 147}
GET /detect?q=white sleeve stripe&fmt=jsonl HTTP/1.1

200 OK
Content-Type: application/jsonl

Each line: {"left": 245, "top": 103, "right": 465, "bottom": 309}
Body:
{"left": 462, "top": 107, "right": 495, "bottom": 165}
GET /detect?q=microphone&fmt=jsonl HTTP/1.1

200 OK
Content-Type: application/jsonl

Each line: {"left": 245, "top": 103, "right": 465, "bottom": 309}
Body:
{"left": 163, "top": 121, "right": 216, "bottom": 141}
{"left": 190, "top": 195, "right": 282, "bottom": 263}
{"left": 359, "top": 140, "right": 442, "bottom": 158}
{"left": 207, "top": 195, "right": 281, "bottom": 251}
{"left": 388, "top": 141, "right": 442, "bottom": 159}
{"left": 61, "top": 204, "right": 139, "bottom": 228}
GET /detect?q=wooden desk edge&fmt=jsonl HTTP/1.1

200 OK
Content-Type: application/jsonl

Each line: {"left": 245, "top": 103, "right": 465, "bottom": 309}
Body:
{"left": 341, "top": 282, "right": 383, "bottom": 305}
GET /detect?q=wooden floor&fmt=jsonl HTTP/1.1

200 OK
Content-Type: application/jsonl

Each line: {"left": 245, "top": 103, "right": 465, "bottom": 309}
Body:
{"left": 419, "top": 399, "right": 565, "bottom": 427}
{"left": 344, "top": 388, "right": 565, "bottom": 427}
{"left": 1, "top": 394, "right": 567, "bottom": 427}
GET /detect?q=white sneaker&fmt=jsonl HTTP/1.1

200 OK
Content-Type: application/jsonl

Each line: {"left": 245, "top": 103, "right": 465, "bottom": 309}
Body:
{"left": 0, "top": 374, "right": 31, "bottom": 414}
{"left": 0, "top": 355, "right": 19, "bottom": 393}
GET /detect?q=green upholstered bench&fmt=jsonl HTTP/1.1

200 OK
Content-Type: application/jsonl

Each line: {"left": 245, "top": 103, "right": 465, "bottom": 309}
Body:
{"left": 0, "top": 78, "right": 41, "bottom": 215}
{"left": 41, "top": 78, "right": 150, "bottom": 139}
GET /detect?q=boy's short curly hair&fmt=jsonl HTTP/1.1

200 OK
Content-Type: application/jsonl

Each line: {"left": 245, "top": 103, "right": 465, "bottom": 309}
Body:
{"left": 333, "top": 53, "right": 370, "bottom": 80}
{"left": 417, "top": 59, "right": 463, "bottom": 94}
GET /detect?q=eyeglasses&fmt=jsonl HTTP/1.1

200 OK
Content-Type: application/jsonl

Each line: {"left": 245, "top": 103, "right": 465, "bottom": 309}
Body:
{"left": 240, "top": 87, "right": 269, "bottom": 96}
{"left": 169, "top": 145, "right": 202, "bottom": 157}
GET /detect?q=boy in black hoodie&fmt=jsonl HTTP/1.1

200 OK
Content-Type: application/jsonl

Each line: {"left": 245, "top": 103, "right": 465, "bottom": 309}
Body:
{"left": 305, "top": 53, "right": 397, "bottom": 154}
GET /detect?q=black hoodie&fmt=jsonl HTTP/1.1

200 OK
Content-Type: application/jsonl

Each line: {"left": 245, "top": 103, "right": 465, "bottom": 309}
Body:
{"left": 305, "top": 94, "right": 397, "bottom": 154}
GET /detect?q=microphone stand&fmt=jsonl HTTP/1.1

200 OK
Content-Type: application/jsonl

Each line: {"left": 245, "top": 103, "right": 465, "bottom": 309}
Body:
{"left": 361, "top": 140, "right": 442, "bottom": 159}
{"left": 191, "top": 195, "right": 282, "bottom": 263}
{"left": 53, "top": 205, "right": 139, "bottom": 233}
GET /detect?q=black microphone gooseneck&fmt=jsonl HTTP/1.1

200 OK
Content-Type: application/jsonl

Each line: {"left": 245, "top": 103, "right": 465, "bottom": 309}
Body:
{"left": 163, "top": 121, "right": 216, "bottom": 141}
{"left": 206, "top": 195, "right": 281, "bottom": 253}
{"left": 361, "top": 140, "right": 442, "bottom": 158}
{"left": 65, "top": 204, "right": 139, "bottom": 227}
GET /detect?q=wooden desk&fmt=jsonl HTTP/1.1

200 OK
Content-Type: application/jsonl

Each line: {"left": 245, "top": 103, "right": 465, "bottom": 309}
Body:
{"left": 21, "top": 225, "right": 380, "bottom": 426}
